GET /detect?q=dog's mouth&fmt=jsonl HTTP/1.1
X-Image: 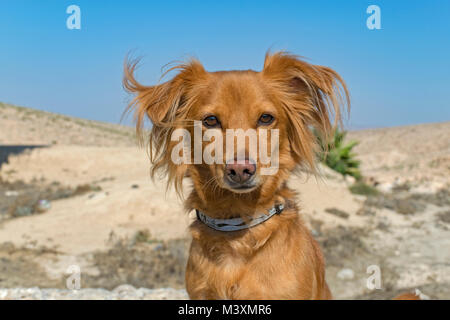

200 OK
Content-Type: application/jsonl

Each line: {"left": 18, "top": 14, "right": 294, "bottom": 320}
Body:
{"left": 222, "top": 177, "right": 258, "bottom": 193}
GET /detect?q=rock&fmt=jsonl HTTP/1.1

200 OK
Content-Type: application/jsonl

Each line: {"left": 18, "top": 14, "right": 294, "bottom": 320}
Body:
{"left": 5, "top": 190, "right": 19, "bottom": 197}
{"left": 345, "top": 175, "right": 356, "bottom": 185}
{"left": 337, "top": 268, "right": 355, "bottom": 280}
{"left": 325, "top": 208, "right": 349, "bottom": 219}
{"left": 35, "top": 199, "right": 51, "bottom": 213}
{"left": 0, "top": 289, "right": 7, "bottom": 299}
{"left": 113, "top": 284, "right": 137, "bottom": 298}
{"left": 378, "top": 182, "right": 394, "bottom": 193}
{"left": 112, "top": 284, "right": 149, "bottom": 300}
{"left": 113, "top": 284, "right": 136, "bottom": 292}
{"left": 415, "top": 289, "right": 430, "bottom": 300}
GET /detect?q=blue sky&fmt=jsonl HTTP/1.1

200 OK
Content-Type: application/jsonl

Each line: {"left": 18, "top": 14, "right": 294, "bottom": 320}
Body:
{"left": 0, "top": 0, "right": 449, "bottom": 129}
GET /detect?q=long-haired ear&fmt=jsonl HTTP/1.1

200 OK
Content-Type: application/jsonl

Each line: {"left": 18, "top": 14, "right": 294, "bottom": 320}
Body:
{"left": 262, "top": 51, "right": 350, "bottom": 170}
{"left": 123, "top": 57, "right": 208, "bottom": 195}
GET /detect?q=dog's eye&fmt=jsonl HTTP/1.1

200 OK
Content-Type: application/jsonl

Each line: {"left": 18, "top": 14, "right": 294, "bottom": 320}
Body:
{"left": 203, "top": 115, "right": 220, "bottom": 128}
{"left": 258, "top": 114, "right": 274, "bottom": 125}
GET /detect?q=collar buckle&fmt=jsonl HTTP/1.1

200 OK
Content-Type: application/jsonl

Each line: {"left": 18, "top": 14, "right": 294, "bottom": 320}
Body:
{"left": 274, "top": 203, "right": 284, "bottom": 214}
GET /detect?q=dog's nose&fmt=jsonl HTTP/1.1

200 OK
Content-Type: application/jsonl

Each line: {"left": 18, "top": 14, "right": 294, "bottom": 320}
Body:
{"left": 225, "top": 160, "right": 256, "bottom": 184}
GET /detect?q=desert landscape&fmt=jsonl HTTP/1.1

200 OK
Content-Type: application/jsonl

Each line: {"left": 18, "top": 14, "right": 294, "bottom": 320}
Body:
{"left": 0, "top": 102, "right": 449, "bottom": 300}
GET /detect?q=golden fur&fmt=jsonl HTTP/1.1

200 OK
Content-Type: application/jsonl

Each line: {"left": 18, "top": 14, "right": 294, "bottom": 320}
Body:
{"left": 124, "top": 51, "right": 349, "bottom": 299}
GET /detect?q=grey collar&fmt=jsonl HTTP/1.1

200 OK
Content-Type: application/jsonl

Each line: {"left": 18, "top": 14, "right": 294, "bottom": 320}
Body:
{"left": 195, "top": 203, "right": 285, "bottom": 232}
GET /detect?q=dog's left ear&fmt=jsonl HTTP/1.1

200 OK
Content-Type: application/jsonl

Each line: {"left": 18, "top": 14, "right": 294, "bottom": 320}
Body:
{"left": 262, "top": 51, "right": 350, "bottom": 168}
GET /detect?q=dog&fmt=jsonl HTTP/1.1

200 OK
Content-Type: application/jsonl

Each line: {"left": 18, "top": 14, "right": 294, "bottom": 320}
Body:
{"left": 123, "top": 52, "right": 418, "bottom": 300}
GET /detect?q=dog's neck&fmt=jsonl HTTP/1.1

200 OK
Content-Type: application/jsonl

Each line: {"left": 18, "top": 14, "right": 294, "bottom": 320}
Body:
{"left": 185, "top": 178, "right": 295, "bottom": 220}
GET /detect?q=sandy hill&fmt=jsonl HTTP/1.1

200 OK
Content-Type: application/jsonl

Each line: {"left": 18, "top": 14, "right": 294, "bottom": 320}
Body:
{"left": 348, "top": 122, "right": 449, "bottom": 190}
{"left": 0, "top": 102, "right": 136, "bottom": 147}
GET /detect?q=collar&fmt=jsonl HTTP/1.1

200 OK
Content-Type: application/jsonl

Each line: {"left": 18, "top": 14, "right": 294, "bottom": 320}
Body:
{"left": 195, "top": 203, "right": 285, "bottom": 232}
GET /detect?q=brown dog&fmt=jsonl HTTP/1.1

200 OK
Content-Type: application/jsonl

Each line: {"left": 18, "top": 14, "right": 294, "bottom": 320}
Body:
{"left": 124, "top": 52, "right": 350, "bottom": 299}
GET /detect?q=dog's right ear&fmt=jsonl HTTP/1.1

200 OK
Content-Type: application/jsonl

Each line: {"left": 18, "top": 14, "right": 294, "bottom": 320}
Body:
{"left": 123, "top": 58, "right": 208, "bottom": 196}
{"left": 123, "top": 58, "right": 208, "bottom": 136}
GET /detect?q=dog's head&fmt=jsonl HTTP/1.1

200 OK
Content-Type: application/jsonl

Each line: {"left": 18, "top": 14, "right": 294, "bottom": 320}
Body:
{"left": 124, "top": 52, "right": 349, "bottom": 198}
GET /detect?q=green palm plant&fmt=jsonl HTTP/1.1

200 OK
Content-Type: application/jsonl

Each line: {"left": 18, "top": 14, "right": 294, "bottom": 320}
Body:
{"left": 314, "top": 128, "right": 362, "bottom": 180}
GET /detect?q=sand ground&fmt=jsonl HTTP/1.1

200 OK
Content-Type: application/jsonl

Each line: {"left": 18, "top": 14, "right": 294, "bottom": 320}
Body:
{"left": 0, "top": 103, "right": 449, "bottom": 299}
